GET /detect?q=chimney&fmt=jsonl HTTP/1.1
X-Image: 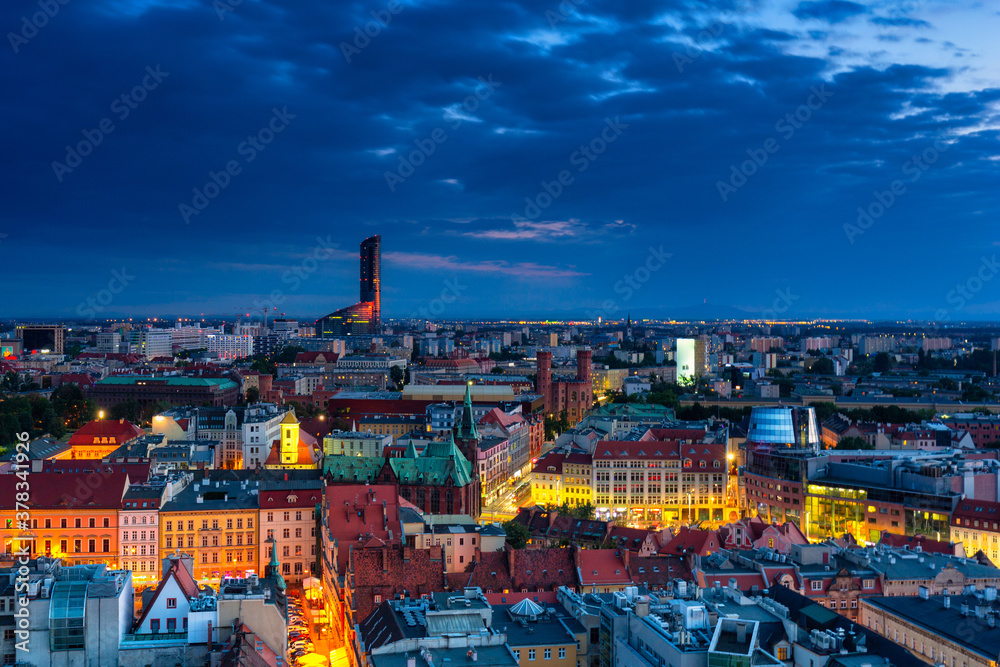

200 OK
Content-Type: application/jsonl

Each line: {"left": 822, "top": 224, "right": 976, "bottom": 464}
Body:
{"left": 944, "top": 595, "right": 950, "bottom": 608}
{"left": 207, "top": 621, "right": 213, "bottom": 646}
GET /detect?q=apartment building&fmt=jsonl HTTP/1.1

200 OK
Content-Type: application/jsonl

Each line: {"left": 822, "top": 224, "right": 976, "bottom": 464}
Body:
{"left": 259, "top": 480, "right": 323, "bottom": 583}
{"left": 158, "top": 478, "right": 259, "bottom": 583}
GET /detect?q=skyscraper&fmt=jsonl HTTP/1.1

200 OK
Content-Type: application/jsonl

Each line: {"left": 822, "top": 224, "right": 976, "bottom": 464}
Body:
{"left": 317, "top": 235, "right": 381, "bottom": 337}
{"left": 359, "top": 235, "right": 380, "bottom": 329}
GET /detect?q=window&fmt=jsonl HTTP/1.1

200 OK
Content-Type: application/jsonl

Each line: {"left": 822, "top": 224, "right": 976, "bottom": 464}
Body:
{"left": 150, "top": 619, "right": 160, "bottom": 632}
{"left": 863, "top": 579, "right": 874, "bottom": 589}
{"left": 374, "top": 595, "right": 382, "bottom": 604}
{"left": 166, "top": 618, "right": 176, "bottom": 632}
{"left": 811, "top": 580, "right": 823, "bottom": 591}
{"left": 513, "top": 650, "right": 520, "bottom": 660}
{"left": 545, "top": 649, "right": 551, "bottom": 659}
{"left": 166, "top": 521, "right": 173, "bottom": 531}
{"left": 776, "top": 647, "right": 788, "bottom": 660}
{"left": 75, "top": 518, "right": 81, "bottom": 528}
{"left": 167, "top": 598, "right": 177, "bottom": 609}
{"left": 102, "top": 539, "right": 109, "bottom": 553}
{"left": 103, "top": 518, "right": 110, "bottom": 528}
{"left": 559, "top": 648, "right": 566, "bottom": 659}
{"left": 529, "top": 649, "right": 536, "bottom": 660}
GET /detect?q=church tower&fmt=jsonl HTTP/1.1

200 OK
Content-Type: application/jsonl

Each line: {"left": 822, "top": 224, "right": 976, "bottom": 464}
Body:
{"left": 279, "top": 411, "right": 299, "bottom": 465}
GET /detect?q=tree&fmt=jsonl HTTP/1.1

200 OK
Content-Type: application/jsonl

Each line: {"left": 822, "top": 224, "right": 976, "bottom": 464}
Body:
{"left": 873, "top": 352, "right": 892, "bottom": 374}
{"left": 50, "top": 384, "right": 95, "bottom": 429}
{"left": 489, "top": 366, "right": 505, "bottom": 374}
{"left": 245, "top": 386, "right": 260, "bottom": 404}
{"left": 835, "top": 436, "right": 872, "bottom": 450}
{"left": 110, "top": 399, "right": 140, "bottom": 423}
{"left": 963, "top": 384, "right": 992, "bottom": 403}
{"left": 807, "top": 357, "right": 835, "bottom": 375}
{"left": 141, "top": 400, "right": 172, "bottom": 426}
{"left": 288, "top": 400, "right": 321, "bottom": 419}
{"left": 556, "top": 501, "right": 595, "bottom": 520}
{"left": 390, "top": 366, "right": 406, "bottom": 390}
{"left": 502, "top": 520, "right": 530, "bottom": 549}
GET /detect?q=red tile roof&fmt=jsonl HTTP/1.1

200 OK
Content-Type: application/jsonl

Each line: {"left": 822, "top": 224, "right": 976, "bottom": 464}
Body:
{"left": 659, "top": 527, "right": 721, "bottom": 557}
{"left": 0, "top": 471, "right": 130, "bottom": 509}
{"left": 259, "top": 487, "right": 323, "bottom": 510}
{"left": 68, "top": 419, "right": 144, "bottom": 447}
{"left": 351, "top": 546, "right": 445, "bottom": 623}
{"left": 577, "top": 549, "right": 632, "bottom": 586}
{"left": 480, "top": 408, "right": 524, "bottom": 429}
{"left": 325, "top": 484, "right": 402, "bottom": 573}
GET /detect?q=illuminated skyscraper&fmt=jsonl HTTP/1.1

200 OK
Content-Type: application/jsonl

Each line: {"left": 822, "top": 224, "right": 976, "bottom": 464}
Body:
{"left": 317, "top": 235, "right": 381, "bottom": 337}
{"left": 360, "top": 235, "right": 380, "bottom": 329}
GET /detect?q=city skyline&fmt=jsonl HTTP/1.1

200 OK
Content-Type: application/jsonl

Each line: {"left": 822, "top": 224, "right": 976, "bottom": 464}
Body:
{"left": 3, "top": 0, "right": 999, "bottom": 320}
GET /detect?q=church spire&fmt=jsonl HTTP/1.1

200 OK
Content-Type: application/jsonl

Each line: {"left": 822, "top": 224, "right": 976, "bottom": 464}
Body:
{"left": 457, "top": 382, "right": 479, "bottom": 441}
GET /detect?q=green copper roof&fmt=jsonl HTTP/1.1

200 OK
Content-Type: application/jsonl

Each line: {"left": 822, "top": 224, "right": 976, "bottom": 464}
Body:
{"left": 96, "top": 375, "right": 238, "bottom": 389}
{"left": 322, "top": 435, "right": 474, "bottom": 488}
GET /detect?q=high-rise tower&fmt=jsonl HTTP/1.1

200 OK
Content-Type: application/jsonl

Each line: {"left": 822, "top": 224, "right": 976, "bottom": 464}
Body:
{"left": 360, "top": 235, "right": 381, "bottom": 331}
{"left": 316, "top": 235, "right": 381, "bottom": 337}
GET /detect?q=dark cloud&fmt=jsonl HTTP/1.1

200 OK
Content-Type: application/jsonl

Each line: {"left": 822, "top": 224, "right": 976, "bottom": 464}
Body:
{"left": 792, "top": 0, "right": 866, "bottom": 23}
{"left": 0, "top": 0, "right": 998, "bottom": 320}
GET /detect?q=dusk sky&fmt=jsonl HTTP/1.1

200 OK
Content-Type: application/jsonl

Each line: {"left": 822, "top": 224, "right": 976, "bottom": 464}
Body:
{"left": 2, "top": 0, "right": 999, "bottom": 321}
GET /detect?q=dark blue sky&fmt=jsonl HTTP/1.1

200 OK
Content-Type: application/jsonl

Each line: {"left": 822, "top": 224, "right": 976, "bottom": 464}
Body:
{"left": 2, "top": 0, "right": 999, "bottom": 321}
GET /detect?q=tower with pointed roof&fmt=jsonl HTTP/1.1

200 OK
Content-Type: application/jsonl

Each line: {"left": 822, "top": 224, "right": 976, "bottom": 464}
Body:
{"left": 452, "top": 382, "right": 482, "bottom": 520}
{"left": 265, "top": 536, "right": 287, "bottom": 592}
{"left": 279, "top": 411, "right": 299, "bottom": 465}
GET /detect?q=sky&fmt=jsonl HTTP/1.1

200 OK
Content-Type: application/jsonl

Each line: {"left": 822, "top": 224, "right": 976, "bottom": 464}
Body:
{"left": 2, "top": 0, "right": 999, "bottom": 322}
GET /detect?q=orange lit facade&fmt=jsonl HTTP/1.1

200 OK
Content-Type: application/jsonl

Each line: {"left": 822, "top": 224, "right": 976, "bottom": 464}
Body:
{"left": 0, "top": 472, "right": 129, "bottom": 568}
{"left": 65, "top": 418, "right": 144, "bottom": 459}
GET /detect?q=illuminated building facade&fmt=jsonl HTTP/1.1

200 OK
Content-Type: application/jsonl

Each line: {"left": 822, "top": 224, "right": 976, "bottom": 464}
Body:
{"left": 317, "top": 235, "right": 381, "bottom": 337}
{"left": 592, "top": 440, "right": 728, "bottom": 525}
{"left": 743, "top": 406, "right": 965, "bottom": 544}
{"left": 158, "top": 478, "right": 259, "bottom": 583}
{"left": 0, "top": 472, "right": 128, "bottom": 569}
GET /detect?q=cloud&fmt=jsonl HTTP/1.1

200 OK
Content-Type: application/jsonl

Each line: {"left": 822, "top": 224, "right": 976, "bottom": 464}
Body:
{"left": 383, "top": 252, "right": 588, "bottom": 278}
{"left": 870, "top": 16, "right": 932, "bottom": 29}
{"left": 792, "top": 0, "right": 866, "bottom": 23}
